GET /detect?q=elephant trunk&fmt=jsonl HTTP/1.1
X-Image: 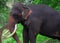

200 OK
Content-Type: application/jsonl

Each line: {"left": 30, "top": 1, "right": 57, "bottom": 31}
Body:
{"left": 3, "top": 16, "right": 17, "bottom": 38}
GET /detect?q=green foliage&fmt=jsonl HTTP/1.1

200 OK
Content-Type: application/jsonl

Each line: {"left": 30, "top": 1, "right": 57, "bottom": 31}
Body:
{"left": 0, "top": 0, "right": 6, "bottom": 7}
{"left": 0, "top": 0, "right": 9, "bottom": 25}
{"left": 31, "top": 0, "right": 60, "bottom": 12}
{"left": 0, "top": 0, "right": 10, "bottom": 11}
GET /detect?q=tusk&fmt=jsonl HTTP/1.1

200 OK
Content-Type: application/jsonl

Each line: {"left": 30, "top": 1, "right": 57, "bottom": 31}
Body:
{"left": 7, "top": 24, "right": 17, "bottom": 38}
{"left": 2, "top": 24, "right": 17, "bottom": 38}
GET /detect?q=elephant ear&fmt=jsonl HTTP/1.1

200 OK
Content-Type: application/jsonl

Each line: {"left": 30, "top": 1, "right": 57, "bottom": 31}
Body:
{"left": 21, "top": 3, "right": 32, "bottom": 20}
{"left": 22, "top": 5, "right": 29, "bottom": 10}
{"left": 22, "top": 3, "right": 29, "bottom": 9}
{"left": 23, "top": 6, "right": 29, "bottom": 9}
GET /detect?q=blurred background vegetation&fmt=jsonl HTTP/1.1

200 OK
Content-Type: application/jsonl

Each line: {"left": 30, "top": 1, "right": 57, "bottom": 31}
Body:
{"left": 0, "top": 0, "right": 60, "bottom": 43}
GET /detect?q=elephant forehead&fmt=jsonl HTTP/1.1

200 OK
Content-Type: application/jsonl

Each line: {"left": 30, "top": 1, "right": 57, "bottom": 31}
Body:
{"left": 10, "top": 9, "right": 21, "bottom": 15}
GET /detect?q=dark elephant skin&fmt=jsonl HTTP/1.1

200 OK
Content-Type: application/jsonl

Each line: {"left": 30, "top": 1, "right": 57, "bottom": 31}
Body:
{"left": 8, "top": 2, "right": 60, "bottom": 43}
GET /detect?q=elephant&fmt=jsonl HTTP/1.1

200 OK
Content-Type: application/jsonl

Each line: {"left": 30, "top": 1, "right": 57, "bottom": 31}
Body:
{"left": 7, "top": 2, "right": 60, "bottom": 43}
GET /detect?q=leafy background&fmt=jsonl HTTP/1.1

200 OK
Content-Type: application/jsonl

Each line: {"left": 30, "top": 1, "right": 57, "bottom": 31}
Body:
{"left": 0, "top": 0, "right": 60, "bottom": 43}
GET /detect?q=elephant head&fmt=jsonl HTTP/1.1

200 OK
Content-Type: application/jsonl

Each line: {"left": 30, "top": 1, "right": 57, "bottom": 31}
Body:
{"left": 4, "top": 2, "right": 32, "bottom": 38}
